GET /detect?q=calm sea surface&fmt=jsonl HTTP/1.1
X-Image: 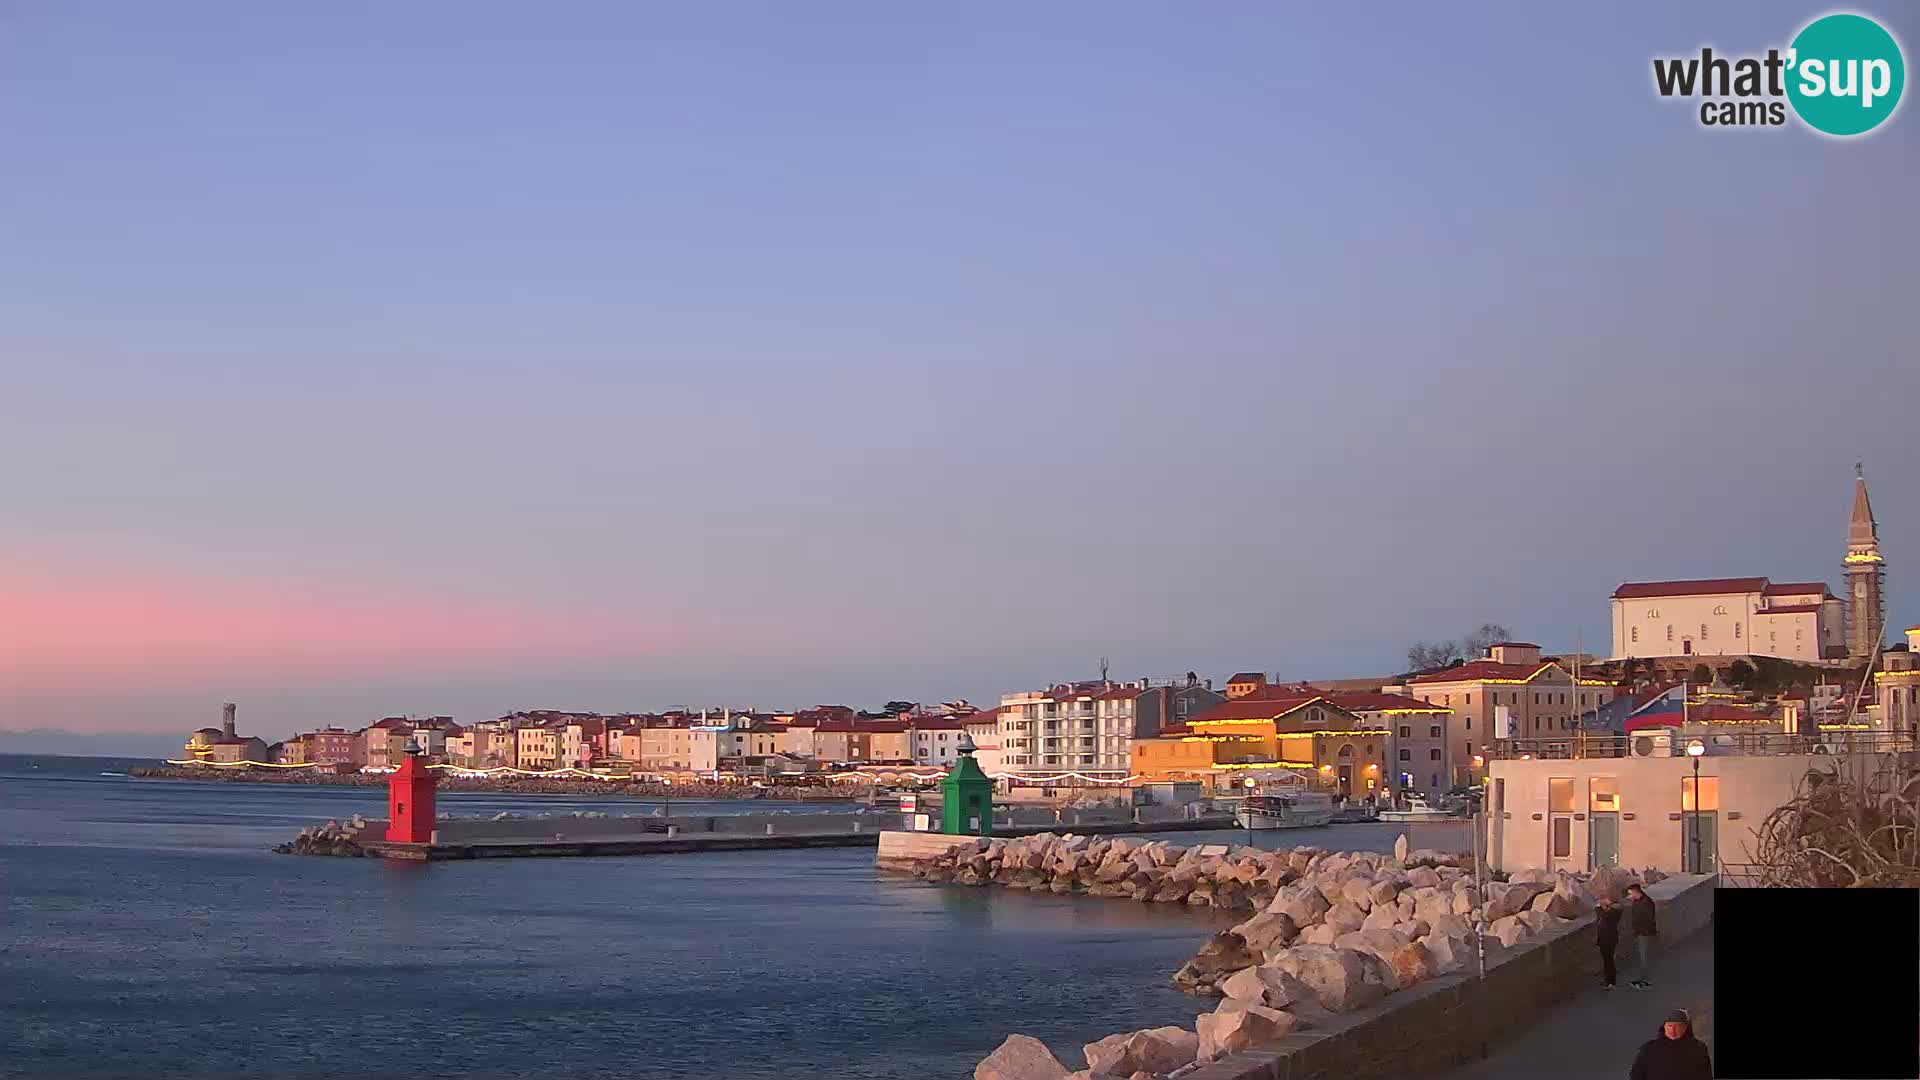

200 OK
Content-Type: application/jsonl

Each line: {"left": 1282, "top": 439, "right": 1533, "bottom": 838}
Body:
{"left": 0, "top": 754, "right": 1467, "bottom": 1079}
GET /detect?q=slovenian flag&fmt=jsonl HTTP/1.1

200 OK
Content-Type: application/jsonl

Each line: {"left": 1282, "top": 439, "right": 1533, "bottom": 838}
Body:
{"left": 1625, "top": 684, "right": 1687, "bottom": 732}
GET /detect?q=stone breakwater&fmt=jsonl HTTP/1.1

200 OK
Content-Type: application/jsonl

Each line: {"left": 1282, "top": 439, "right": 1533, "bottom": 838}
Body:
{"left": 274, "top": 815, "right": 374, "bottom": 856}
{"left": 899, "top": 833, "right": 1668, "bottom": 1080}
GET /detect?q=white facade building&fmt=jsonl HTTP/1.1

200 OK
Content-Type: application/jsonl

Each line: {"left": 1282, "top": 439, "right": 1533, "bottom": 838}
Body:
{"left": 1610, "top": 577, "right": 1845, "bottom": 663}
{"left": 997, "top": 682, "right": 1140, "bottom": 778}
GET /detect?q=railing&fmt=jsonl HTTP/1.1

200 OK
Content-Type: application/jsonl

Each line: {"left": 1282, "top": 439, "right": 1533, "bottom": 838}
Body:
{"left": 1717, "top": 862, "right": 1764, "bottom": 888}
{"left": 1488, "top": 730, "right": 1917, "bottom": 760}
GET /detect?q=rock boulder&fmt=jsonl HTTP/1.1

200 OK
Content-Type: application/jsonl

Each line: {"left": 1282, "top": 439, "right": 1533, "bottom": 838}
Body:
{"left": 976, "top": 1035, "right": 1071, "bottom": 1080}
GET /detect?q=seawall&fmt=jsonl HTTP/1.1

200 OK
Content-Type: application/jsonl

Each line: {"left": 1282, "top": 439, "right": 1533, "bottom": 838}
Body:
{"left": 1187, "top": 873, "right": 1715, "bottom": 1080}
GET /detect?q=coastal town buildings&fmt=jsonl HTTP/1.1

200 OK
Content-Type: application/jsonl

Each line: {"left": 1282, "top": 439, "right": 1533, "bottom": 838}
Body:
{"left": 1486, "top": 733, "right": 1903, "bottom": 875}
{"left": 1132, "top": 676, "right": 1225, "bottom": 739}
{"left": 515, "top": 724, "right": 561, "bottom": 770}
{"left": 1330, "top": 690, "right": 1455, "bottom": 797}
{"left": 909, "top": 716, "right": 969, "bottom": 766}
{"left": 996, "top": 681, "right": 1141, "bottom": 780}
{"left": 1400, "top": 643, "right": 1616, "bottom": 788}
{"left": 1609, "top": 578, "right": 1845, "bottom": 664}
{"left": 1224, "top": 672, "right": 1267, "bottom": 699}
{"left": 1874, "top": 626, "right": 1920, "bottom": 740}
{"left": 1130, "top": 691, "right": 1391, "bottom": 797}
{"left": 963, "top": 711, "right": 1006, "bottom": 775}
{"left": 1608, "top": 471, "right": 1884, "bottom": 665}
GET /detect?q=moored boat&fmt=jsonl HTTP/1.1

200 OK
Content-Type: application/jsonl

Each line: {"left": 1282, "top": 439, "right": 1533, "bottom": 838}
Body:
{"left": 1232, "top": 791, "right": 1336, "bottom": 829}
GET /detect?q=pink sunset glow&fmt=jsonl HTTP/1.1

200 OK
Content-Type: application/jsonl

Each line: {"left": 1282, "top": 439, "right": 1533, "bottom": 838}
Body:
{"left": 0, "top": 551, "right": 674, "bottom": 690}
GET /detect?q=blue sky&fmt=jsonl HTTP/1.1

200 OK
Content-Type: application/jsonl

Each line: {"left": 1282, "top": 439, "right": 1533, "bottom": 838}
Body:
{"left": 1, "top": 2, "right": 1915, "bottom": 749}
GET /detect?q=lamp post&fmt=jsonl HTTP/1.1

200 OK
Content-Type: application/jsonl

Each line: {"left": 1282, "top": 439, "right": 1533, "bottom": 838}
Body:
{"left": 1243, "top": 776, "right": 1257, "bottom": 849}
{"left": 1685, "top": 740, "right": 1706, "bottom": 873}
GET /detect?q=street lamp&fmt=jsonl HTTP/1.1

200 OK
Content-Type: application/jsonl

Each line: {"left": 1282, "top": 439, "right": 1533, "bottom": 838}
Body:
{"left": 1244, "top": 776, "right": 1257, "bottom": 849}
{"left": 1686, "top": 740, "right": 1706, "bottom": 873}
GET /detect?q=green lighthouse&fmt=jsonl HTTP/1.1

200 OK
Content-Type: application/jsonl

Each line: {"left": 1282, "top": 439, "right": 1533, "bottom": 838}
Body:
{"left": 940, "top": 734, "right": 995, "bottom": 836}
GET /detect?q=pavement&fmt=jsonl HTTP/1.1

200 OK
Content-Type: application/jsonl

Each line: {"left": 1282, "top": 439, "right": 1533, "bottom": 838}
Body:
{"left": 1434, "top": 927, "right": 1715, "bottom": 1080}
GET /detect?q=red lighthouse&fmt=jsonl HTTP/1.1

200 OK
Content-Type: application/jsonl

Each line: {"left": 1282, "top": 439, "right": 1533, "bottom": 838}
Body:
{"left": 385, "top": 742, "right": 438, "bottom": 844}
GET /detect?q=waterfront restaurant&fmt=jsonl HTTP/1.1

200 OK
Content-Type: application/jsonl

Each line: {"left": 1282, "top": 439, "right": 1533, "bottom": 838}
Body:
{"left": 1129, "top": 693, "right": 1390, "bottom": 797}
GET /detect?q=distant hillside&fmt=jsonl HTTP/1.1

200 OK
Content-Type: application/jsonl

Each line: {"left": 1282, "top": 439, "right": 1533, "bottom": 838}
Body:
{"left": 0, "top": 728, "right": 184, "bottom": 759}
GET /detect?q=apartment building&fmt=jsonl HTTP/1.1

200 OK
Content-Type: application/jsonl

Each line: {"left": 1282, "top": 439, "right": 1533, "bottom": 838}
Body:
{"left": 1404, "top": 643, "right": 1616, "bottom": 787}
{"left": 997, "top": 681, "right": 1139, "bottom": 779}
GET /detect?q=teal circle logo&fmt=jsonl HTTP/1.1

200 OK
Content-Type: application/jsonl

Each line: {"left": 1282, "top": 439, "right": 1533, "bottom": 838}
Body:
{"left": 1786, "top": 13, "right": 1905, "bottom": 136}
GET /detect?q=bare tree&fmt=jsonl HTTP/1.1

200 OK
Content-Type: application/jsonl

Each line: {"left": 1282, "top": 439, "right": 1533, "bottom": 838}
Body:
{"left": 1407, "top": 640, "right": 1464, "bottom": 672}
{"left": 1463, "top": 622, "right": 1512, "bottom": 659}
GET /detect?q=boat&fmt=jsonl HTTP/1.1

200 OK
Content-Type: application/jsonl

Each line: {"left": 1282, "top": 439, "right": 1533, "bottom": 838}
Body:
{"left": 1233, "top": 791, "right": 1336, "bottom": 830}
{"left": 1378, "top": 793, "right": 1460, "bottom": 822}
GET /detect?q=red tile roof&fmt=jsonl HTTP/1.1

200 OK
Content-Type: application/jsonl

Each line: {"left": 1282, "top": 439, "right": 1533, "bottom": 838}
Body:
{"left": 1756, "top": 604, "right": 1823, "bottom": 615}
{"left": 1408, "top": 660, "right": 1561, "bottom": 685}
{"left": 1612, "top": 578, "right": 1767, "bottom": 599}
{"left": 1186, "top": 694, "right": 1326, "bottom": 724}
{"left": 1761, "top": 582, "right": 1832, "bottom": 598}
{"left": 1327, "top": 691, "right": 1450, "bottom": 713}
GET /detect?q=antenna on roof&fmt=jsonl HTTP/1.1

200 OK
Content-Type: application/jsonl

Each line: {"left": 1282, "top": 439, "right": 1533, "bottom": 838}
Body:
{"left": 1099, "top": 656, "right": 1110, "bottom": 684}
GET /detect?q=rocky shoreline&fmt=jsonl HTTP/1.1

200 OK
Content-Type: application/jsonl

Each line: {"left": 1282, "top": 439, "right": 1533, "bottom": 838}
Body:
{"left": 901, "top": 832, "right": 1664, "bottom": 1080}
{"left": 129, "top": 765, "right": 859, "bottom": 800}
{"left": 274, "top": 815, "right": 375, "bottom": 857}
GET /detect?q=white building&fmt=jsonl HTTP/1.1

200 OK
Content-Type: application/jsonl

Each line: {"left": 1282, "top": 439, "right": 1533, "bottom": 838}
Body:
{"left": 908, "top": 717, "right": 969, "bottom": 767}
{"left": 997, "top": 682, "right": 1140, "bottom": 779}
{"left": 1610, "top": 577, "right": 1845, "bottom": 663}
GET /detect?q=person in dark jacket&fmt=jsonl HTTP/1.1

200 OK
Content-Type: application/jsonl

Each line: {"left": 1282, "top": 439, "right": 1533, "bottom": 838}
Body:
{"left": 1624, "top": 882, "right": 1658, "bottom": 988}
{"left": 1629, "top": 1008, "right": 1713, "bottom": 1080}
{"left": 1595, "top": 895, "right": 1624, "bottom": 988}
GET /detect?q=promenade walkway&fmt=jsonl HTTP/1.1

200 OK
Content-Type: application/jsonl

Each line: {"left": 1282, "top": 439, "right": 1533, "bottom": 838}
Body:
{"left": 1435, "top": 926, "right": 1715, "bottom": 1080}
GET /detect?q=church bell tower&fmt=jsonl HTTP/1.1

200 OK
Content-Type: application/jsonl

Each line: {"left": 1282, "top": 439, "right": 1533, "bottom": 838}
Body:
{"left": 1845, "top": 464, "right": 1886, "bottom": 660}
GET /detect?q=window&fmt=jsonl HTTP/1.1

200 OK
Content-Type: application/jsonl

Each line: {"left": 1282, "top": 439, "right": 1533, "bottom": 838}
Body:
{"left": 1466, "top": 717, "right": 1472, "bottom": 730}
{"left": 1552, "top": 817, "right": 1572, "bottom": 858}
{"left": 1467, "top": 741, "right": 1474, "bottom": 754}
{"left": 1533, "top": 693, "right": 1540, "bottom": 706}
{"left": 1682, "top": 776, "right": 1720, "bottom": 811}
{"left": 1429, "top": 748, "right": 1442, "bottom": 761}
{"left": 1590, "top": 777, "right": 1618, "bottom": 811}
{"left": 1549, "top": 777, "right": 1576, "bottom": 813}
{"left": 1465, "top": 694, "right": 1472, "bottom": 705}
{"left": 1398, "top": 725, "right": 1411, "bottom": 739}
{"left": 1398, "top": 749, "right": 1411, "bottom": 761}
{"left": 1429, "top": 725, "right": 1442, "bottom": 738}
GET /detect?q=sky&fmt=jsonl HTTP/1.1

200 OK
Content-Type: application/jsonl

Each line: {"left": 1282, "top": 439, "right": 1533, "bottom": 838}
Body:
{"left": 2, "top": 2, "right": 1916, "bottom": 752}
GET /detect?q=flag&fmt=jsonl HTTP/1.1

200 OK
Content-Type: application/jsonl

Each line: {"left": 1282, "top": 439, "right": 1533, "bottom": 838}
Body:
{"left": 1624, "top": 683, "right": 1687, "bottom": 733}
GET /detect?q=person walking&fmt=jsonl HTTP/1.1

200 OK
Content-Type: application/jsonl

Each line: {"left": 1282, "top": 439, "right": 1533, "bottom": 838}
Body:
{"left": 1624, "top": 883, "right": 1658, "bottom": 988}
{"left": 1628, "top": 1009, "right": 1713, "bottom": 1080}
{"left": 1595, "top": 894, "right": 1624, "bottom": 989}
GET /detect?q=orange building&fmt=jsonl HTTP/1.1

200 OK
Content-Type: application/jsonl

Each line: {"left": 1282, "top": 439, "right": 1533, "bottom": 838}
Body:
{"left": 1130, "top": 692, "right": 1391, "bottom": 796}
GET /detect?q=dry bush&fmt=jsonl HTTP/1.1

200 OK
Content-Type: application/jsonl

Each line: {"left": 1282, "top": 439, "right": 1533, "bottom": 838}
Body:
{"left": 1747, "top": 754, "right": 1920, "bottom": 888}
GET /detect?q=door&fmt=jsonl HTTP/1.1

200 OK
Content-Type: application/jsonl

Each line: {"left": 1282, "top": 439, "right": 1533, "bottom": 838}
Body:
{"left": 1337, "top": 764, "right": 1353, "bottom": 794}
{"left": 1590, "top": 813, "right": 1620, "bottom": 869}
{"left": 1547, "top": 777, "right": 1577, "bottom": 870}
{"left": 1681, "top": 774, "right": 1720, "bottom": 874}
{"left": 1682, "top": 812, "right": 1718, "bottom": 873}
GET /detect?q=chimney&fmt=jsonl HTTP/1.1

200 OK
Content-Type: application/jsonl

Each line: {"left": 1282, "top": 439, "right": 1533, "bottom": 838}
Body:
{"left": 221, "top": 702, "right": 237, "bottom": 740}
